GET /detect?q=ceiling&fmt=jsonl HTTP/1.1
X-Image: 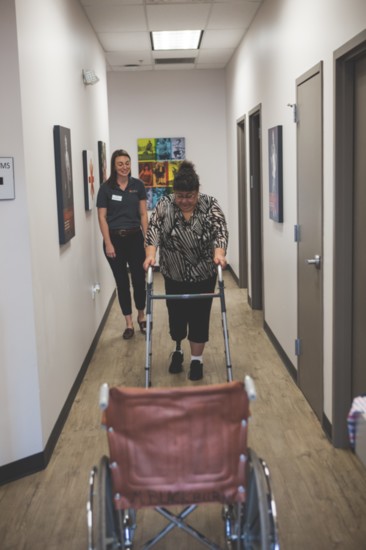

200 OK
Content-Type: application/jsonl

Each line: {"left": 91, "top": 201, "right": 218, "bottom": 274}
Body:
{"left": 79, "top": 0, "right": 264, "bottom": 71}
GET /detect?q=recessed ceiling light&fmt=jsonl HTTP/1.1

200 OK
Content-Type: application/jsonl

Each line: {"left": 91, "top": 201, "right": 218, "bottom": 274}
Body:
{"left": 151, "top": 30, "right": 203, "bottom": 51}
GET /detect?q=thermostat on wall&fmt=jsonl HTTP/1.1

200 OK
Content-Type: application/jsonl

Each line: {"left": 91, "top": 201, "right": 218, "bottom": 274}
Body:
{"left": 0, "top": 157, "right": 15, "bottom": 200}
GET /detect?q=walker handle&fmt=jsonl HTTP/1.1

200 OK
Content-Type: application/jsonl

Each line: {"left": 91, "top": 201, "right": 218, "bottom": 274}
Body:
{"left": 147, "top": 265, "right": 154, "bottom": 285}
{"left": 217, "top": 264, "right": 223, "bottom": 282}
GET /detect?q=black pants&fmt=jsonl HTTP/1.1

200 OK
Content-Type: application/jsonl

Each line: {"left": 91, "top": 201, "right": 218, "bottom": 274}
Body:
{"left": 164, "top": 275, "right": 217, "bottom": 344}
{"left": 104, "top": 231, "right": 146, "bottom": 316}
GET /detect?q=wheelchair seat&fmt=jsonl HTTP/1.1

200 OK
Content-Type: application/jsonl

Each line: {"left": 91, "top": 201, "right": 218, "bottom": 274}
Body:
{"left": 87, "top": 380, "right": 279, "bottom": 549}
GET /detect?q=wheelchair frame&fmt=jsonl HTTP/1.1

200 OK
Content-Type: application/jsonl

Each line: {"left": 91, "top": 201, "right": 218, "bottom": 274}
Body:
{"left": 87, "top": 381, "right": 279, "bottom": 549}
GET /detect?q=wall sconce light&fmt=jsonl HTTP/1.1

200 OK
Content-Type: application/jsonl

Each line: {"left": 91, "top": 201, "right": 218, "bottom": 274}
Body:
{"left": 82, "top": 69, "right": 99, "bottom": 85}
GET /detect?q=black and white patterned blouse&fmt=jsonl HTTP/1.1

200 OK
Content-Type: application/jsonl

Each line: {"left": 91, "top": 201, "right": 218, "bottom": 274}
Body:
{"left": 145, "top": 193, "right": 228, "bottom": 282}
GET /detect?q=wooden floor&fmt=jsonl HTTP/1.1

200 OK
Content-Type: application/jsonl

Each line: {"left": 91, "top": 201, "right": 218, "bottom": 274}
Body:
{"left": 1, "top": 271, "right": 366, "bottom": 549}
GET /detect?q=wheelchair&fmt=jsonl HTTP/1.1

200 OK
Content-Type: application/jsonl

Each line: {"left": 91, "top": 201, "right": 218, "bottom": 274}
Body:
{"left": 87, "top": 267, "right": 279, "bottom": 549}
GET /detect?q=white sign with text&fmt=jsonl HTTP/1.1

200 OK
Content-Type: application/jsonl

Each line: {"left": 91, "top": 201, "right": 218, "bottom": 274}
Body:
{"left": 0, "top": 157, "right": 15, "bottom": 200}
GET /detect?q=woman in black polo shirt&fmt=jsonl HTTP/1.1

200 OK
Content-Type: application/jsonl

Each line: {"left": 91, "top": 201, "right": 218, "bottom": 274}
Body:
{"left": 97, "top": 149, "right": 148, "bottom": 340}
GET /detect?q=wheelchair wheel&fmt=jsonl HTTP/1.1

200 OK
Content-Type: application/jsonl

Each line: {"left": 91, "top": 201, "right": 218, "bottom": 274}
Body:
{"left": 90, "top": 456, "right": 120, "bottom": 550}
{"left": 241, "top": 449, "right": 279, "bottom": 549}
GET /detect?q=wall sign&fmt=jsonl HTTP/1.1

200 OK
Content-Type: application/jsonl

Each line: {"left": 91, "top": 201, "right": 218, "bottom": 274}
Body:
{"left": 0, "top": 157, "right": 15, "bottom": 200}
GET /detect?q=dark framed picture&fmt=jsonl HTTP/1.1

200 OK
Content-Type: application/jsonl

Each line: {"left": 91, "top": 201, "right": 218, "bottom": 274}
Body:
{"left": 82, "top": 150, "right": 95, "bottom": 210}
{"left": 98, "top": 141, "right": 107, "bottom": 185}
{"left": 268, "top": 125, "right": 283, "bottom": 223}
{"left": 53, "top": 125, "right": 75, "bottom": 244}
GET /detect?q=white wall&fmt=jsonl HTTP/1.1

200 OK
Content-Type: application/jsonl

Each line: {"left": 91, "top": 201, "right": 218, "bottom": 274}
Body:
{"left": 225, "top": 0, "right": 366, "bottom": 420}
{"left": 0, "top": 0, "right": 42, "bottom": 463}
{"left": 0, "top": 0, "right": 113, "bottom": 466}
{"left": 107, "top": 70, "right": 228, "bottom": 216}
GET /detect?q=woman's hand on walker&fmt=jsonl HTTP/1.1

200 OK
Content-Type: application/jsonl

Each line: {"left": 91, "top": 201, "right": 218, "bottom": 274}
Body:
{"left": 214, "top": 250, "right": 227, "bottom": 269}
{"left": 143, "top": 255, "right": 156, "bottom": 271}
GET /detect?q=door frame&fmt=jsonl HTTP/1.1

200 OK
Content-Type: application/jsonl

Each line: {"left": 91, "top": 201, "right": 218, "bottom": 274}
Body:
{"left": 237, "top": 116, "right": 248, "bottom": 289}
{"left": 248, "top": 105, "right": 263, "bottom": 310}
{"left": 333, "top": 30, "right": 366, "bottom": 447}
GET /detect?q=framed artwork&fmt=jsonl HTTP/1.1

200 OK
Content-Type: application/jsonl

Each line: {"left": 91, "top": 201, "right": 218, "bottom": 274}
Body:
{"left": 82, "top": 150, "right": 95, "bottom": 210}
{"left": 53, "top": 125, "right": 75, "bottom": 244}
{"left": 138, "top": 161, "right": 153, "bottom": 187}
{"left": 268, "top": 125, "right": 283, "bottom": 223}
{"left": 98, "top": 141, "right": 107, "bottom": 185}
{"left": 171, "top": 137, "right": 185, "bottom": 160}
{"left": 137, "top": 138, "right": 155, "bottom": 161}
{"left": 137, "top": 137, "right": 185, "bottom": 210}
{"left": 156, "top": 138, "right": 171, "bottom": 160}
{"left": 153, "top": 161, "right": 168, "bottom": 186}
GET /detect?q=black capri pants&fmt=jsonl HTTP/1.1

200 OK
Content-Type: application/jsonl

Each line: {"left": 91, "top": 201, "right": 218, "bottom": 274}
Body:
{"left": 104, "top": 230, "right": 146, "bottom": 316}
{"left": 164, "top": 275, "right": 217, "bottom": 344}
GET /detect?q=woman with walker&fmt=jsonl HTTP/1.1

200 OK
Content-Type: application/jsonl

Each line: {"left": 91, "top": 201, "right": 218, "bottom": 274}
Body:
{"left": 144, "top": 160, "right": 228, "bottom": 380}
{"left": 97, "top": 149, "right": 148, "bottom": 340}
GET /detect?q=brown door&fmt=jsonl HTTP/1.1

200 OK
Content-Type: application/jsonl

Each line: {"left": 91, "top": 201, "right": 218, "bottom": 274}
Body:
{"left": 249, "top": 108, "right": 262, "bottom": 310}
{"left": 351, "top": 54, "right": 366, "bottom": 397}
{"left": 296, "top": 63, "right": 323, "bottom": 420}
{"left": 237, "top": 117, "right": 248, "bottom": 289}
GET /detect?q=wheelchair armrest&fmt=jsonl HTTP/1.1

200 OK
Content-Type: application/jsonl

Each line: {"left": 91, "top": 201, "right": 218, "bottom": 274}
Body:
{"left": 245, "top": 375, "right": 257, "bottom": 401}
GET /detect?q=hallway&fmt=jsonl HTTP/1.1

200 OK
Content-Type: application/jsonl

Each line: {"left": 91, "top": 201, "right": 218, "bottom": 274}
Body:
{"left": 0, "top": 271, "right": 365, "bottom": 549}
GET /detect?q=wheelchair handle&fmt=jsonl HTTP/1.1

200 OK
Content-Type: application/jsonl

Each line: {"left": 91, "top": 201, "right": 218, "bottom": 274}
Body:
{"left": 245, "top": 375, "right": 257, "bottom": 401}
{"left": 99, "top": 383, "right": 109, "bottom": 410}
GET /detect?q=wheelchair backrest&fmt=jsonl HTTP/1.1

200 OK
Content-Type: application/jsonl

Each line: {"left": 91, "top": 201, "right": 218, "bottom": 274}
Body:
{"left": 102, "top": 381, "right": 250, "bottom": 510}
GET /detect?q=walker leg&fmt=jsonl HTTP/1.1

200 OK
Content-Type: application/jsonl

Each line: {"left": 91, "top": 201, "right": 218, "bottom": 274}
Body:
{"left": 218, "top": 273, "right": 233, "bottom": 382}
{"left": 145, "top": 268, "right": 154, "bottom": 388}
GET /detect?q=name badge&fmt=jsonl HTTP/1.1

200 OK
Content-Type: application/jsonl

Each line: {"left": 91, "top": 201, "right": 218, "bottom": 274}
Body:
{"left": 112, "top": 194, "right": 122, "bottom": 202}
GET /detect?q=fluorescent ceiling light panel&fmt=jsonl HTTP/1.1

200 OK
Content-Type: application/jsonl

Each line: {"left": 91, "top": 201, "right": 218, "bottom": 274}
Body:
{"left": 151, "top": 30, "right": 203, "bottom": 51}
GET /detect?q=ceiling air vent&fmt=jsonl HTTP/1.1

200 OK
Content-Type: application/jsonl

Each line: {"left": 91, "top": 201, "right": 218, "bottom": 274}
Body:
{"left": 155, "top": 58, "right": 195, "bottom": 65}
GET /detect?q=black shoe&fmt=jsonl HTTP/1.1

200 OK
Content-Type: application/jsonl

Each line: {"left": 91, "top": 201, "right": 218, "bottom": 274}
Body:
{"left": 169, "top": 351, "right": 184, "bottom": 374}
{"left": 122, "top": 327, "right": 134, "bottom": 340}
{"left": 188, "top": 360, "right": 203, "bottom": 381}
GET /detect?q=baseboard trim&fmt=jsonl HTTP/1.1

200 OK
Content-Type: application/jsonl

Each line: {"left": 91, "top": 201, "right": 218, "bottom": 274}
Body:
{"left": 264, "top": 320, "right": 334, "bottom": 441}
{"left": 0, "top": 291, "right": 116, "bottom": 486}
{"left": 226, "top": 264, "right": 238, "bottom": 285}
{"left": 322, "top": 412, "right": 332, "bottom": 441}
{"left": 263, "top": 320, "right": 297, "bottom": 382}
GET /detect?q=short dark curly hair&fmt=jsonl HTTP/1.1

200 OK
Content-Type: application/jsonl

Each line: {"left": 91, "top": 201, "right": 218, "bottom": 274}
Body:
{"left": 173, "top": 160, "right": 200, "bottom": 192}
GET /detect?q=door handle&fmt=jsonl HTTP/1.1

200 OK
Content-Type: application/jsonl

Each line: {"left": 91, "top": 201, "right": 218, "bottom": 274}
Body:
{"left": 306, "top": 254, "right": 321, "bottom": 269}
